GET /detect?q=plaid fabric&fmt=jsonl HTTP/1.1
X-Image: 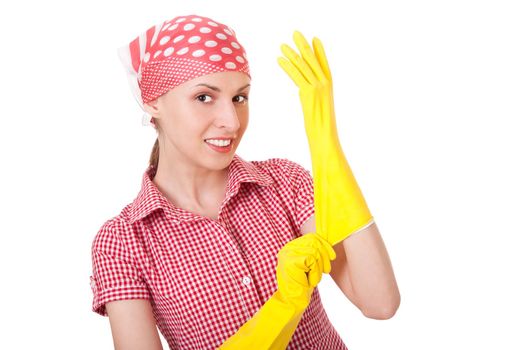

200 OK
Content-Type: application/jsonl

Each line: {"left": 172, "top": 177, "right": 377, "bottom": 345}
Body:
{"left": 90, "top": 154, "right": 347, "bottom": 349}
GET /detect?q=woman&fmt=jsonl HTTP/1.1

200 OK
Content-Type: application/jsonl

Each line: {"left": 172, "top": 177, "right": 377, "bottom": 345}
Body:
{"left": 90, "top": 14, "right": 400, "bottom": 349}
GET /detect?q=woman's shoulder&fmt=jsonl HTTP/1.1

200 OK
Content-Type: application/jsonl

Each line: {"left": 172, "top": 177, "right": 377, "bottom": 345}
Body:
{"left": 250, "top": 157, "right": 312, "bottom": 187}
{"left": 91, "top": 214, "right": 134, "bottom": 253}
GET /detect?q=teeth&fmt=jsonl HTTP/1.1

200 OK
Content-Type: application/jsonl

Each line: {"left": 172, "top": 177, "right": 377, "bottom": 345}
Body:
{"left": 206, "top": 139, "right": 231, "bottom": 147}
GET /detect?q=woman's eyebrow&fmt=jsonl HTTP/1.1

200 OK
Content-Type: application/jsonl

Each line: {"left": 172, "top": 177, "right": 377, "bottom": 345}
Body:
{"left": 193, "top": 83, "right": 251, "bottom": 92}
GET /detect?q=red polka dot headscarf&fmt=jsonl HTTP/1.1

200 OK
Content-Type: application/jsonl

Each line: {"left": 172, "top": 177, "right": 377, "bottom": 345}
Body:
{"left": 118, "top": 14, "right": 251, "bottom": 127}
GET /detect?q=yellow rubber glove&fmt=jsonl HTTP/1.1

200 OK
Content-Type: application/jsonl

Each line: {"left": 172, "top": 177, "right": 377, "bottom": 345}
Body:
{"left": 219, "top": 233, "right": 336, "bottom": 349}
{"left": 277, "top": 31, "right": 375, "bottom": 246}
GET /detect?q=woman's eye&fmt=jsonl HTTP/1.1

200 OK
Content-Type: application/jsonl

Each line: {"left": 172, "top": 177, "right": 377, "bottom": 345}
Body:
{"left": 197, "top": 94, "right": 212, "bottom": 103}
{"left": 234, "top": 95, "right": 248, "bottom": 104}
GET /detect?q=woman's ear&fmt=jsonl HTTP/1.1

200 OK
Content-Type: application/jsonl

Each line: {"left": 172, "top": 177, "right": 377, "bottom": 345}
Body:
{"left": 144, "top": 98, "right": 160, "bottom": 116}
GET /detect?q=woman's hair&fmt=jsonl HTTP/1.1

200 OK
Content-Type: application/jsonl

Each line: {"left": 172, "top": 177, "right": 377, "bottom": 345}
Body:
{"left": 149, "top": 119, "right": 161, "bottom": 169}
{"left": 149, "top": 138, "right": 159, "bottom": 169}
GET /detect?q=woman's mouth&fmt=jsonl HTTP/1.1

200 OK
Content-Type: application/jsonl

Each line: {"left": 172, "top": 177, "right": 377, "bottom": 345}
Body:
{"left": 205, "top": 138, "right": 233, "bottom": 153}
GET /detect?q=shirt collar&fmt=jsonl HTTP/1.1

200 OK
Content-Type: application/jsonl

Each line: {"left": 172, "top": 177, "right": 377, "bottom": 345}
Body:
{"left": 127, "top": 153, "right": 274, "bottom": 224}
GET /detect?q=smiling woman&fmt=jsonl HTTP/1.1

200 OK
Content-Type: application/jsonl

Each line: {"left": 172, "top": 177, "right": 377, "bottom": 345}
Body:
{"left": 90, "top": 12, "right": 397, "bottom": 350}
{"left": 146, "top": 71, "right": 250, "bottom": 171}
{"left": 143, "top": 71, "right": 251, "bottom": 221}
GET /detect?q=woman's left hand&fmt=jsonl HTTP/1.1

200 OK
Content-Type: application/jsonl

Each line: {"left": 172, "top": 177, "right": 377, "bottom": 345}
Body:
{"left": 277, "top": 31, "right": 340, "bottom": 154}
{"left": 278, "top": 31, "right": 374, "bottom": 246}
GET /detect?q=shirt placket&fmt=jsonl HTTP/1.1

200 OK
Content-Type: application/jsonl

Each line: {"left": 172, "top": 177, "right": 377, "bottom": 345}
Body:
{"left": 208, "top": 217, "right": 262, "bottom": 320}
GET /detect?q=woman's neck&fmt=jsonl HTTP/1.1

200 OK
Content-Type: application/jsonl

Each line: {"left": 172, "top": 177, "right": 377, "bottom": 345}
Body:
{"left": 152, "top": 155, "right": 230, "bottom": 212}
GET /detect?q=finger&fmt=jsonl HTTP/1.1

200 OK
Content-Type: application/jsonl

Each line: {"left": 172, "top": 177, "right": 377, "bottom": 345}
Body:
{"left": 310, "top": 247, "right": 325, "bottom": 277}
{"left": 297, "top": 249, "right": 322, "bottom": 287}
{"left": 297, "top": 232, "right": 335, "bottom": 262}
{"left": 292, "top": 246, "right": 320, "bottom": 271}
{"left": 307, "top": 258, "right": 323, "bottom": 287}
{"left": 280, "top": 43, "right": 317, "bottom": 85}
{"left": 280, "top": 243, "right": 325, "bottom": 287}
{"left": 303, "top": 233, "right": 335, "bottom": 275}
{"left": 277, "top": 56, "right": 307, "bottom": 88}
{"left": 317, "top": 242, "right": 332, "bottom": 275}
{"left": 314, "top": 232, "right": 337, "bottom": 261}
{"left": 293, "top": 31, "right": 327, "bottom": 83}
{"left": 289, "top": 236, "right": 330, "bottom": 277}
{"left": 309, "top": 237, "right": 332, "bottom": 275}
{"left": 312, "top": 37, "right": 333, "bottom": 82}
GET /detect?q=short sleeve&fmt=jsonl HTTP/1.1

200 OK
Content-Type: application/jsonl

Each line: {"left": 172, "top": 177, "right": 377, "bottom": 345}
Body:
{"left": 272, "top": 158, "right": 315, "bottom": 234}
{"left": 293, "top": 162, "right": 315, "bottom": 233}
{"left": 90, "top": 219, "right": 150, "bottom": 316}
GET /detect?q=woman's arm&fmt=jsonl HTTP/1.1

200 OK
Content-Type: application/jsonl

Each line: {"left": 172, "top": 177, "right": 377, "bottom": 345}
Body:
{"left": 301, "top": 216, "right": 400, "bottom": 319}
{"left": 106, "top": 299, "right": 164, "bottom": 350}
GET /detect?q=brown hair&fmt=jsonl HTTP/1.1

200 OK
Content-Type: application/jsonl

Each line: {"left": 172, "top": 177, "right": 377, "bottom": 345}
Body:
{"left": 149, "top": 138, "right": 159, "bottom": 169}
{"left": 148, "top": 118, "right": 161, "bottom": 169}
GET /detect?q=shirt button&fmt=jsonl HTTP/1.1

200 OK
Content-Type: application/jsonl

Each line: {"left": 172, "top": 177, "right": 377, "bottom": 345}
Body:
{"left": 242, "top": 276, "right": 251, "bottom": 286}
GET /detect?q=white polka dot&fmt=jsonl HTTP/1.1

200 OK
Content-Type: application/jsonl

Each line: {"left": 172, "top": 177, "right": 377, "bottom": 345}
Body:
{"left": 235, "top": 56, "right": 245, "bottom": 63}
{"left": 188, "top": 36, "right": 201, "bottom": 44}
{"left": 154, "top": 50, "right": 162, "bottom": 58}
{"left": 175, "top": 18, "right": 186, "bottom": 23}
{"left": 200, "top": 27, "right": 211, "bottom": 33}
{"left": 164, "top": 47, "right": 175, "bottom": 56}
{"left": 192, "top": 49, "right": 206, "bottom": 57}
{"left": 205, "top": 40, "right": 218, "bottom": 47}
{"left": 173, "top": 35, "right": 185, "bottom": 43}
{"left": 162, "top": 22, "right": 172, "bottom": 31}
{"left": 210, "top": 54, "right": 222, "bottom": 61}
{"left": 143, "top": 52, "right": 151, "bottom": 63}
{"left": 243, "top": 52, "right": 247, "bottom": 59}
{"left": 183, "top": 23, "right": 195, "bottom": 31}
{"left": 224, "top": 29, "right": 233, "bottom": 36}
{"left": 208, "top": 21, "right": 218, "bottom": 27}
{"left": 216, "top": 33, "right": 227, "bottom": 40}
{"left": 221, "top": 47, "right": 233, "bottom": 54}
{"left": 177, "top": 47, "right": 189, "bottom": 55}
{"left": 231, "top": 42, "right": 240, "bottom": 49}
{"left": 168, "top": 23, "right": 179, "bottom": 31}
{"left": 225, "top": 62, "right": 236, "bottom": 69}
{"left": 191, "top": 17, "right": 203, "bottom": 22}
{"left": 159, "top": 36, "right": 171, "bottom": 45}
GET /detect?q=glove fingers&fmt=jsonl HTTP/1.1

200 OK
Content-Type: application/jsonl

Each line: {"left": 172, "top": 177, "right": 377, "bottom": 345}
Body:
{"left": 288, "top": 235, "right": 331, "bottom": 276}
{"left": 298, "top": 232, "right": 336, "bottom": 263}
{"left": 292, "top": 31, "right": 327, "bottom": 83}
{"left": 312, "top": 37, "right": 333, "bottom": 82}
{"left": 280, "top": 256, "right": 311, "bottom": 288}
{"left": 289, "top": 247, "right": 319, "bottom": 271}
{"left": 277, "top": 56, "right": 307, "bottom": 89}
{"left": 307, "top": 258, "right": 323, "bottom": 287}
{"left": 314, "top": 233, "right": 337, "bottom": 261}
{"left": 280, "top": 43, "right": 317, "bottom": 85}
{"left": 277, "top": 233, "right": 336, "bottom": 291}
{"left": 316, "top": 241, "right": 332, "bottom": 275}
{"left": 302, "top": 233, "right": 335, "bottom": 275}
{"left": 280, "top": 248, "right": 320, "bottom": 287}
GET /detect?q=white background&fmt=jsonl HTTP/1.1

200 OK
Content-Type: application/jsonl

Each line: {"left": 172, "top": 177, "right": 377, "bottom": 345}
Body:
{"left": 0, "top": 0, "right": 524, "bottom": 349}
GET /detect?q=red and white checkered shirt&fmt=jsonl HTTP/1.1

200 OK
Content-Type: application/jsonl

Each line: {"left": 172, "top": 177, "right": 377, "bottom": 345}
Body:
{"left": 90, "top": 154, "right": 348, "bottom": 349}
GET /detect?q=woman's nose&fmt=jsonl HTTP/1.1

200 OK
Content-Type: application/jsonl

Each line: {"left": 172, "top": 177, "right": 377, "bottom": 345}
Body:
{"left": 215, "top": 101, "right": 241, "bottom": 130}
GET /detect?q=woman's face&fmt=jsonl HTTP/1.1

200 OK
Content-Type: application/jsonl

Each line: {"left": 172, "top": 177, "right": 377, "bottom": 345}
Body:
{"left": 148, "top": 71, "right": 251, "bottom": 171}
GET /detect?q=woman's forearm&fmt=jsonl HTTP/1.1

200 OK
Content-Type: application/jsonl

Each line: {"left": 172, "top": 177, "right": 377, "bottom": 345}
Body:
{"left": 343, "top": 223, "right": 400, "bottom": 319}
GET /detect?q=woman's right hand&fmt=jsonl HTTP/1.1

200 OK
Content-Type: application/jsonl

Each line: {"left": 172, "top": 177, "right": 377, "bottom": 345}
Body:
{"left": 276, "top": 232, "right": 336, "bottom": 311}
